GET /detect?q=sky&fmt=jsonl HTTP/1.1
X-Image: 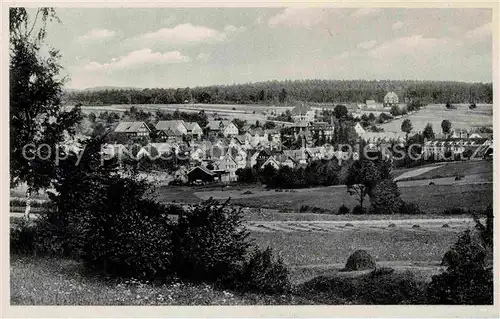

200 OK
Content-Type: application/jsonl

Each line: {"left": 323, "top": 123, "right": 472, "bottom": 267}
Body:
{"left": 34, "top": 8, "right": 492, "bottom": 89}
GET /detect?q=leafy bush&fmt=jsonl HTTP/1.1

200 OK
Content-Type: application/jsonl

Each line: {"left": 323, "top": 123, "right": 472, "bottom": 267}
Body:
{"left": 443, "top": 207, "right": 470, "bottom": 215}
{"left": 399, "top": 202, "right": 423, "bottom": 215}
{"left": 10, "top": 219, "right": 38, "bottom": 255}
{"left": 427, "top": 229, "right": 493, "bottom": 304}
{"left": 299, "top": 270, "right": 426, "bottom": 304}
{"left": 337, "top": 205, "right": 350, "bottom": 215}
{"left": 352, "top": 205, "right": 367, "bottom": 215}
{"left": 231, "top": 246, "right": 291, "bottom": 294}
{"left": 171, "top": 198, "right": 250, "bottom": 284}
{"left": 38, "top": 138, "right": 175, "bottom": 279}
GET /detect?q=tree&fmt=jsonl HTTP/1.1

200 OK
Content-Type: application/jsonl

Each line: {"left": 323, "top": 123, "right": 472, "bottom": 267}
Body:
{"left": 401, "top": 119, "right": 413, "bottom": 141}
{"left": 232, "top": 118, "right": 247, "bottom": 131}
{"left": 422, "top": 123, "right": 435, "bottom": 140}
{"left": 390, "top": 105, "right": 400, "bottom": 117}
{"left": 441, "top": 119, "right": 452, "bottom": 135}
{"left": 368, "top": 179, "right": 403, "bottom": 214}
{"left": 278, "top": 88, "right": 287, "bottom": 103}
{"left": 345, "top": 160, "right": 380, "bottom": 209}
{"left": 334, "top": 104, "right": 348, "bottom": 120}
{"left": 10, "top": 8, "right": 82, "bottom": 218}
{"left": 88, "top": 112, "right": 97, "bottom": 123}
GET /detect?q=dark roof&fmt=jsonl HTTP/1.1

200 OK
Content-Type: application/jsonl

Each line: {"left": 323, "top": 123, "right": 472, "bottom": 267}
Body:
{"left": 188, "top": 165, "right": 216, "bottom": 176}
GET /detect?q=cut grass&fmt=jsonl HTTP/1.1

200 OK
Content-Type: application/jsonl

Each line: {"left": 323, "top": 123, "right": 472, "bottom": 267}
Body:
{"left": 249, "top": 228, "right": 458, "bottom": 268}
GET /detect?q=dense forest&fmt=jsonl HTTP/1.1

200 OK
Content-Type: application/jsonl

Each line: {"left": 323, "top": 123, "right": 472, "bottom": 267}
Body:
{"left": 64, "top": 79, "right": 493, "bottom": 106}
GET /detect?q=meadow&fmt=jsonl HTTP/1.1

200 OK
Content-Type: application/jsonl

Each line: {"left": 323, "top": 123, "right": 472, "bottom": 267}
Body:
{"left": 379, "top": 103, "right": 493, "bottom": 133}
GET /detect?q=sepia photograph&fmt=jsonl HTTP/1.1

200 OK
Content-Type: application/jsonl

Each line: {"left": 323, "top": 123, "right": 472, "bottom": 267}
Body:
{"left": 4, "top": 3, "right": 497, "bottom": 316}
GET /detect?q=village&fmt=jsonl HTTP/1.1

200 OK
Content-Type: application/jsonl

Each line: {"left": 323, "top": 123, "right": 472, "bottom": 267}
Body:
{"left": 98, "top": 90, "right": 493, "bottom": 186}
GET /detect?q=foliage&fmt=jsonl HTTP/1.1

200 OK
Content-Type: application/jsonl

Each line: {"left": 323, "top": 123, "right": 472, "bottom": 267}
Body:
{"left": 65, "top": 80, "right": 493, "bottom": 105}
{"left": 441, "top": 120, "right": 452, "bottom": 134}
{"left": 337, "top": 204, "right": 350, "bottom": 215}
{"left": 10, "top": 8, "right": 82, "bottom": 193}
{"left": 352, "top": 205, "right": 367, "bottom": 215}
{"left": 422, "top": 123, "right": 435, "bottom": 140}
{"left": 232, "top": 118, "right": 247, "bottom": 131}
{"left": 10, "top": 219, "right": 38, "bottom": 255}
{"left": 235, "top": 167, "right": 258, "bottom": 183}
{"left": 427, "top": 230, "right": 493, "bottom": 304}
{"left": 231, "top": 246, "right": 291, "bottom": 294}
{"left": 398, "top": 201, "right": 423, "bottom": 215}
{"left": 369, "top": 179, "right": 403, "bottom": 214}
{"left": 390, "top": 105, "right": 401, "bottom": 117}
{"left": 170, "top": 198, "right": 251, "bottom": 284}
{"left": 401, "top": 119, "right": 413, "bottom": 140}
{"left": 299, "top": 270, "right": 426, "bottom": 304}
{"left": 334, "top": 104, "right": 348, "bottom": 119}
{"left": 345, "top": 160, "right": 380, "bottom": 209}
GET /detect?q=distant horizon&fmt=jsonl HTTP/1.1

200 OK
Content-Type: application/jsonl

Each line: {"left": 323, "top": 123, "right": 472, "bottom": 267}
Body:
{"left": 64, "top": 77, "right": 494, "bottom": 92}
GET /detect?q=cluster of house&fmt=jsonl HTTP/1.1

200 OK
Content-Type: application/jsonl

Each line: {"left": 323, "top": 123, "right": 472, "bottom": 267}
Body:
{"left": 422, "top": 130, "right": 493, "bottom": 158}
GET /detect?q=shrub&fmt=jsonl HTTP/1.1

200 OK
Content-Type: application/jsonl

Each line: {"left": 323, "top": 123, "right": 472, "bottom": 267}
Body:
{"left": 442, "top": 223, "right": 450, "bottom": 228}
{"left": 337, "top": 205, "right": 350, "bottom": 215}
{"left": 352, "top": 205, "right": 367, "bottom": 215}
{"left": 388, "top": 223, "right": 396, "bottom": 228}
{"left": 412, "top": 224, "right": 420, "bottom": 229}
{"left": 344, "top": 250, "right": 376, "bottom": 271}
{"left": 299, "top": 270, "right": 426, "bottom": 304}
{"left": 399, "top": 201, "right": 423, "bottom": 215}
{"left": 231, "top": 246, "right": 291, "bottom": 294}
{"left": 443, "top": 207, "right": 470, "bottom": 215}
{"left": 10, "top": 219, "right": 38, "bottom": 255}
{"left": 171, "top": 198, "right": 250, "bottom": 284}
{"left": 427, "top": 230, "right": 493, "bottom": 304}
{"left": 40, "top": 139, "right": 176, "bottom": 279}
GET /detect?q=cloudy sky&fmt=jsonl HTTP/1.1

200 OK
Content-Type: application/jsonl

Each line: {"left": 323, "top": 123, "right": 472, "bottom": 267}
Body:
{"left": 37, "top": 8, "right": 492, "bottom": 89}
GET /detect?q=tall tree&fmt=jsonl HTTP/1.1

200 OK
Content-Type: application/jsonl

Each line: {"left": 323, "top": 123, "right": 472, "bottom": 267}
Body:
{"left": 345, "top": 160, "right": 380, "bottom": 209}
{"left": 401, "top": 119, "right": 413, "bottom": 142}
{"left": 10, "top": 8, "right": 82, "bottom": 218}
{"left": 334, "top": 104, "right": 348, "bottom": 120}
{"left": 441, "top": 119, "right": 452, "bottom": 135}
{"left": 423, "top": 123, "right": 435, "bottom": 140}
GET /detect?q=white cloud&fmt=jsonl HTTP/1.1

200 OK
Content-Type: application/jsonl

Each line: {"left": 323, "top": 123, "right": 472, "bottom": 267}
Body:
{"left": 351, "top": 8, "right": 381, "bottom": 18}
{"left": 357, "top": 40, "right": 377, "bottom": 49}
{"left": 465, "top": 22, "right": 491, "bottom": 40}
{"left": 84, "top": 49, "right": 189, "bottom": 71}
{"left": 392, "top": 21, "right": 404, "bottom": 30}
{"left": 141, "top": 23, "right": 244, "bottom": 45}
{"left": 367, "top": 35, "right": 460, "bottom": 60}
{"left": 78, "top": 28, "right": 116, "bottom": 41}
{"left": 268, "top": 8, "right": 330, "bottom": 28}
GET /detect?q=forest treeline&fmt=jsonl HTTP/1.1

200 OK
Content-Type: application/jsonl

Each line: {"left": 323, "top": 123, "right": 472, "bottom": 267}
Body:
{"left": 64, "top": 79, "right": 493, "bottom": 106}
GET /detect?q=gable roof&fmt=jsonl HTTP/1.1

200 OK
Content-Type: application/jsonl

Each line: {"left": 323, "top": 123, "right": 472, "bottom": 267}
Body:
{"left": 184, "top": 122, "right": 200, "bottom": 131}
{"left": 156, "top": 120, "right": 186, "bottom": 135}
{"left": 207, "top": 120, "right": 231, "bottom": 130}
{"left": 187, "top": 165, "right": 216, "bottom": 176}
{"left": 114, "top": 121, "right": 150, "bottom": 133}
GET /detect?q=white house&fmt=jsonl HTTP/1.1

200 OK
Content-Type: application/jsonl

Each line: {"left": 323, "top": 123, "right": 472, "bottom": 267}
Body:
{"left": 216, "top": 153, "right": 239, "bottom": 181}
{"left": 207, "top": 120, "right": 239, "bottom": 137}
{"left": 291, "top": 104, "right": 315, "bottom": 122}
{"left": 354, "top": 122, "right": 366, "bottom": 135}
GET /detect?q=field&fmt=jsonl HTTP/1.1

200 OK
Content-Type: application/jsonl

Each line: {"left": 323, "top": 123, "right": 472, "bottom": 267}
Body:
{"left": 79, "top": 103, "right": 297, "bottom": 123}
{"left": 184, "top": 183, "right": 492, "bottom": 214}
{"left": 395, "top": 160, "right": 493, "bottom": 182}
{"left": 379, "top": 103, "right": 492, "bottom": 133}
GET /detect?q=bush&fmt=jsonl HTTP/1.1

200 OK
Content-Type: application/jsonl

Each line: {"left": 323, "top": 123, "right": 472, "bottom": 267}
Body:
{"left": 344, "top": 250, "right": 376, "bottom": 271}
{"left": 299, "top": 270, "right": 426, "bottom": 304}
{"left": 399, "top": 202, "right": 423, "bottom": 215}
{"left": 427, "top": 230, "right": 493, "bottom": 304}
{"left": 369, "top": 180, "right": 403, "bottom": 214}
{"left": 231, "top": 246, "right": 291, "bottom": 294}
{"left": 443, "top": 207, "right": 470, "bottom": 215}
{"left": 10, "top": 219, "right": 38, "bottom": 255}
{"left": 171, "top": 198, "right": 250, "bottom": 284}
{"left": 352, "top": 205, "right": 367, "bottom": 215}
{"left": 337, "top": 205, "right": 350, "bottom": 215}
